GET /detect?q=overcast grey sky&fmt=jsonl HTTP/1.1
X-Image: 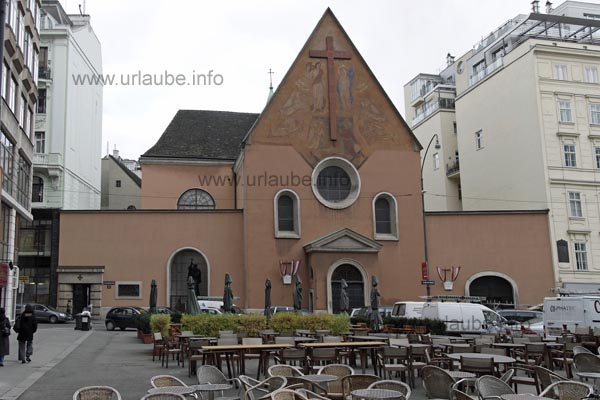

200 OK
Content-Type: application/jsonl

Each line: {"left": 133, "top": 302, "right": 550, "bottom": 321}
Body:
{"left": 59, "top": 0, "right": 539, "bottom": 160}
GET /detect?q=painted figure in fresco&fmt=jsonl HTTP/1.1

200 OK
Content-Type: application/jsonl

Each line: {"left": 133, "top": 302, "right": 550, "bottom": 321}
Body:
{"left": 337, "top": 65, "right": 354, "bottom": 112}
{"left": 187, "top": 259, "right": 201, "bottom": 296}
{"left": 338, "top": 118, "right": 365, "bottom": 163}
{"left": 310, "top": 62, "right": 326, "bottom": 112}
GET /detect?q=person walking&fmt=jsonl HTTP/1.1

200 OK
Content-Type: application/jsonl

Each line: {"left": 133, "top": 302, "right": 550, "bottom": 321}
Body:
{"left": 0, "top": 308, "right": 11, "bottom": 366}
{"left": 16, "top": 304, "right": 37, "bottom": 364}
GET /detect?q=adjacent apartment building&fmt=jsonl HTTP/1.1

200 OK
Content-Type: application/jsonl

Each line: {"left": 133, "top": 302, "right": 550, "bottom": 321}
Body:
{"left": 404, "top": 1, "right": 600, "bottom": 292}
{"left": 17, "top": 0, "right": 102, "bottom": 307}
{"left": 101, "top": 148, "right": 141, "bottom": 210}
{"left": 1, "top": 0, "right": 41, "bottom": 319}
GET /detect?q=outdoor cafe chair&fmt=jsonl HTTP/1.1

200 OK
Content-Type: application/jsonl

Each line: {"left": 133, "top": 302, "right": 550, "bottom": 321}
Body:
{"left": 459, "top": 356, "right": 494, "bottom": 377}
{"left": 340, "top": 375, "right": 379, "bottom": 400}
{"left": 475, "top": 375, "right": 515, "bottom": 400}
{"left": 307, "top": 347, "right": 340, "bottom": 371}
{"left": 141, "top": 394, "right": 187, "bottom": 400}
{"left": 153, "top": 332, "right": 166, "bottom": 362}
{"left": 539, "top": 380, "right": 593, "bottom": 400}
{"left": 72, "top": 386, "right": 122, "bottom": 400}
{"left": 368, "top": 380, "right": 411, "bottom": 399}
{"left": 504, "top": 366, "right": 538, "bottom": 394}
{"left": 422, "top": 365, "right": 454, "bottom": 400}
{"left": 270, "top": 389, "right": 309, "bottom": 400}
{"left": 275, "top": 337, "right": 295, "bottom": 345}
{"left": 268, "top": 365, "right": 304, "bottom": 378}
{"left": 573, "top": 346, "right": 593, "bottom": 356}
{"left": 377, "top": 346, "right": 411, "bottom": 385}
{"left": 162, "top": 336, "right": 185, "bottom": 368}
{"left": 197, "top": 365, "right": 242, "bottom": 400}
{"left": 295, "top": 389, "right": 330, "bottom": 400}
{"left": 533, "top": 365, "right": 564, "bottom": 392}
{"left": 151, "top": 375, "right": 188, "bottom": 388}
{"left": 244, "top": 376, "right": 287, "bottom": 400}
{"left": 274, "top": 348, "right": 308, "bottom": 373}
{"left": 451, "top": 388, "right": 477, "bottom": 400}
{"left": 319, "top": 364, "right": 354, "bottom": 400}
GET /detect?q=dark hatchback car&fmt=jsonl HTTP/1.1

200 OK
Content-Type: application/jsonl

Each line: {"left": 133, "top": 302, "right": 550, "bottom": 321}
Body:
{"left": 16, "top": 303, "right": 71, "bottom": 323}
{"left": 105, "top": 306, "right": 147, "bottom": 331}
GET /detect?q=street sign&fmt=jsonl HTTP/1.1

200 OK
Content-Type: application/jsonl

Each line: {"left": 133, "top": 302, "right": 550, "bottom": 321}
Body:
{"left": 103, "top": 280, "right": 115, "bottom": 288}
{"left": 19, "top": 276, "right": 29, "bottom": 282}
{"left": 421, "top": 280, "right": 435, "bottom": 285}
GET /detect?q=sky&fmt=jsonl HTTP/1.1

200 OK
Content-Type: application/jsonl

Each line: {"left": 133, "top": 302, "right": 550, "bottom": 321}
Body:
{"left": 57, "top": 0, "right": 543, "bottom": 160}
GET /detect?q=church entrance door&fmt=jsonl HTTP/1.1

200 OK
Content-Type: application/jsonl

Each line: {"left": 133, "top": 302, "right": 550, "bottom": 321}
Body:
{"left": 330, "top": 263, "right": 364, "bottom": 314}
{"left": 169, "top": 249, "right": 208, "bottom": 312}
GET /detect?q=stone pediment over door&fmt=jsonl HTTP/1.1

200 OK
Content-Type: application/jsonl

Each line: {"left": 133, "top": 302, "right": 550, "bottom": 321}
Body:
{"left": 303, "top": 228, "right": 382, "bottom": 254}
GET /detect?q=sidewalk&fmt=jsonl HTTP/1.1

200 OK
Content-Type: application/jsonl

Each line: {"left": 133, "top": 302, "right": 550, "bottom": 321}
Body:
{"left": 0, "top": 324, "right": 92, "bottom": 400}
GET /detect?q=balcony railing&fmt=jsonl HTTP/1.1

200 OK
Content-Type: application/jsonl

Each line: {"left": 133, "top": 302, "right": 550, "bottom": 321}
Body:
{"left": 446, "top": 160, "right": 460, "bottom": 177}
{"left": 38, "top": 66, "right": 51, "bottom": 80}
{"left": 412, "top": 98, "right": 456, "bottom": 127}
{"left": 469, "top": 57, "right": 504, "bottom": 87}
{"left": 34, "top": 153, "right": 62, "bottom": 166}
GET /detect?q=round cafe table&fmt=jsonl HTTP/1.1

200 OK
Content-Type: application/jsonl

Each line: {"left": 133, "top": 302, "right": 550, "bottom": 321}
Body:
{"left": 193, "top": 383, "right": 233, "bottom": 400}
{"left": 299, "top": 374, "right": 338, "bottom": 392}
{"left": 351, "top": 388, "right": 404, "bottom": 399}
{"left": 500, "top": 395, "right": 553, "bottom": 400}
{"left": 147, "top": 386, "right": 197, "bottom": 396}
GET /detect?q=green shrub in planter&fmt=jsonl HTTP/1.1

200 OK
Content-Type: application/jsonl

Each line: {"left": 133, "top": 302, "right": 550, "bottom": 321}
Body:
{"left": 171, "top": 311, "right": 182, "bottom": 324}
{"left": 136, "top": 312, "right": 152, "bottom": 334}
{"left": 150, "top": 313, "right": 171, "bottom": 337}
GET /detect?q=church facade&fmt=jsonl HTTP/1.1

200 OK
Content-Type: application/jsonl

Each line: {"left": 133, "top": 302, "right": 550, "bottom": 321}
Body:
{"left": 56, "top": 10, "right": 554, "bottom": 317}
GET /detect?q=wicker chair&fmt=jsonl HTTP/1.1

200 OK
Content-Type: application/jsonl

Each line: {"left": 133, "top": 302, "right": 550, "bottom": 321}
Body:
{"left": 504, "top": 366, "right": 538, "bottom": 394}
{"left": 151, "top": 375, "right": 188, "bottom": 388}
{"left": 539, "top": 380, "right": 593, "bottom": 400}
{"left": 244, "top": 376, "right": 287, "bottom": 400}
{"left": 268, "top": 365, "right": 304, "bottom": 378}
{"left": 451, "top": 389, "right": 477, "bottom": 400}
{"left": 318, "top": 364, "right": 354, "bottom": 400}
{"left": 275, "top": 348, "right": 308, "bottom": 373}
{"left": 197, "top": 365, "right": 241, "bottom": 400}
{"left": 294, "top": 389, "right": 330, "bottom": 400}
{"left": 141, "top": 395, "right": 187, "bottom": 400}
{"left": 475, "top": 376, "right": 515, "bottom": 400}
{"left": 422, "top": 365, "right": 454, "bottom": 400}
{"left": 351, "top": 389, "right": 404, "bottom": 399}
{"left": 459, "top": 356, "right": 494, "bottom": 377}
{"left": 73, "top": 386, "right": 122, "bottom": 400}
{"left": 270, "top": 389, "right": 309, "bottom": 400}
{"left": 573, "top": 352, "right": 600, "bottom": 375}
{"left": 368, "top": 380, "right": 411, "bottom": 399}
{"left": 499, "top": 369, "right": 514, "bottom": 384}
{"left": 533, "top": 366, "right": 565, "bottom": 392}
{"left": 573, "top": 346, "right": 593, "bottom": 356}
{"left": 340, "top": 375, "right": 379, "bottom": 400}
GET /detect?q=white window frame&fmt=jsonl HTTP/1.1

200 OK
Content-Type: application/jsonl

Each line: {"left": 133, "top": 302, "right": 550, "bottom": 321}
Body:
{"left": 585, "top": 66, "right": 599, "bottom": 83}
{"left": 433, "top": 153, "right": 440, "bottom": 170}
{"left": 554, "top": 64, "right": 568, "bottom": 80}
{"left": 475, "top": 130, "right": 483, "bottom": 150}
{"left": 568, "top": 191, "right": 583, "bottom": 218}
{"left": 115, "top": 281, "right": 142, "bottom": 299}
{"left": 34, "top": 131, "right": 45, "bottom": 153}
{"left": 591, "top": 103, "right": 600, "bottom": 125}
{"left": 273, "top": 189, "right": 301, "bottom": 239}
{"left": 563, "top": 143, "right": 577, "bottom": 167}
{"left": 574, "top": 242, "right": 588, "bottom": 271}
{"left": 372, "top": 192, "right": 399, "bottom": 241}
{"left": 559, "top": 100, "right": 573, "bottom": 122}
{"left": 595, "top": 146, "right": 600, "bottom": 169}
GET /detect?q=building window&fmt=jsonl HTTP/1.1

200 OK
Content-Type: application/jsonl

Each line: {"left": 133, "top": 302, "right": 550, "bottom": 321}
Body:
{"left": 274, "top": 189, "right": 300, "bottom": 238}
{"left": 177, "top": 188, "right": 215, "bottom": 210}
{"left": 116, "top": 282, "right": 141, "bottom": 299}
{"left": 559, "top": 100, "right": 572, "bottom": 122}
{"left": 1, "top": 63, "right": 7, "bottom": 100}
{"left": 19, "top": 94, "right": 26, "bottom": 128}
{"left": 433, "top": 153, "right": 440, "bottom": 169}
{"left": 311, "top": 157, "right": 361, "bottom": 209}
{"left": 8, "top": 76, "right": 16, "bottom": 112}
{"left": 453, "top": 121, "right": 457, "bottom": 134}
{"left": 564, "top": 143, "right": 577, "bottom": 167}
{"left": 32, "top": 176, "right": 43, "bottom": 203}
{"left": 585, "top": 66, "right": 599, "bottom": 83}
{"left": 16, "top": 156, "right": 31, "bottom": 209}
{"left": 591, "top": 103, "right": 600, "bottom": 125}
{"left": 373, "top": 192, "right": 398, "bottom": 240}
{"left": 574, "top": 242, "right": 588, "bottom": 271}
{"left": 115, "top": 180, "right": 121, "bottom": 188}
{"left": 595, "top": 147, "right": 600, "bottom": 169}
{"left": 34, "top": 131, "right": 45, "bottom": 153}
{"left": 37, "top": 88, "right": 46, "bottom": 114}
{"left": 557, "top": 239, "right": 569, "bottom": 263}
{"left": 568, "top": 191, "right": 583, "bottom": 218}
{"left": 475, "top": 130, "right": 483, "bottom": 149}
{"left": 554, "top": 64, "right": 568, "bottom": 80}
{"left": 0, "top": 131, "right": 14, "bottom": 195}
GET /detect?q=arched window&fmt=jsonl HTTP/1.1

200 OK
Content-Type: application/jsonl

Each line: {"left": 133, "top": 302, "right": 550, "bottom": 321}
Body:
{"left": 274, "top": 189, "right": 300, "bottom": 238}
{"left": 373, "top": 192, "right": 398, "bottom": 240}
{"left": 177, "top": 189, "right": 215, "bottom": 210}
{"left": 32, "top": 176, "right": 43, "bottom": 202}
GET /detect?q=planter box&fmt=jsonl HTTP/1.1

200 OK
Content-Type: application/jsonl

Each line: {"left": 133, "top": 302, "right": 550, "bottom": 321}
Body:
{"left": 140, "top": 333, "right": 153, "bottom": 344}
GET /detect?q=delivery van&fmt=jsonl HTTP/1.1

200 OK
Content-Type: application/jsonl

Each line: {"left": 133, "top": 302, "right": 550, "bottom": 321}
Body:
{"left": 391, "top": 302, "right": 425, "bottom": 319}
{"left": 543, "top": 296, "right": 600, "bottom": 337}
{"left": 421, "top": 302, "right": 507, "bottom": 334}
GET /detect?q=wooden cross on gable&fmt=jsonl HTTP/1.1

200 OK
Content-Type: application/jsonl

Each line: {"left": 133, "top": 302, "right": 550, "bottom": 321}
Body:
{"left": 309, "top": 36, "right": 352, "bottom": 141}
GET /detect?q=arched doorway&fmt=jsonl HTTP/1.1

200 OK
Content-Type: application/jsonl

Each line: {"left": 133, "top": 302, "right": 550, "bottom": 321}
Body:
{"left": 330, "top": 263, "right": 365, "bottom": 314}
{"left": 169, "top": 249, "right": 209, "bottom": 312}
{"left": 468, "top": 275, "right": 515, "bottom": 308}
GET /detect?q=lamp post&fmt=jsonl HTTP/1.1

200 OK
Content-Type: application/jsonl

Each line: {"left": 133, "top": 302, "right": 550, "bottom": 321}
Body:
{"left": 420, "top": 133, "right": 441, "bottom": 299}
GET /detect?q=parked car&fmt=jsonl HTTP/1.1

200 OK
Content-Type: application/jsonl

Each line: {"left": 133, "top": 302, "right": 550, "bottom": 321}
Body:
{"left": 521, "top": 317, "right": 544, "bottom": 335}
{"left": 105, "top": 306, "right": 147, "bottom": 331}
{"left": 270, "top": 306, "right": 295, "bottom": 314}
{"left": 498, "top": 309, "right": 543, "bottom": 331}
{"left": 421, "top": 302, "right": 507, "bottom": 334}
{"left": 154, "top": 306, "right": 174, "bottom": 314}
{"left": 350, "top": 306, "right": 393, "bottom": 324}
{"left": 391, "top": 301, "right": 425, "bottom": 319}
{"left": 200, "top": 307, "right": 222, "bottom": 315}
{"left": 16, "top": 303, "right": 71, "bottom": 324}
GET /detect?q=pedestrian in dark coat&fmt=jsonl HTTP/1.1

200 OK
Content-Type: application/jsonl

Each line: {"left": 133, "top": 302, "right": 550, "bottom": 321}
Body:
{"left": 0, "top": 308, "right": 10, "bottom": 366}
{"left": 16, "top": 304, "right": 37, "bottom": 363}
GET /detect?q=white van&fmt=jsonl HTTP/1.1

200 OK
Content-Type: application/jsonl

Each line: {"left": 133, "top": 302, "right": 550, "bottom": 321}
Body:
{"left": 391, "top": 302, "right": 424, "bottom": 319}
{"left": 543, "top": 296, "right": 600, "bottom": 337}
{"left": 421, "top": 302, "right": 506, "bottom": 334}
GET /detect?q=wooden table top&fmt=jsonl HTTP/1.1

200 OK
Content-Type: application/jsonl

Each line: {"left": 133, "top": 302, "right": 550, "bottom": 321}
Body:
{"left": 350, "top": 335, "right": 389, "bottom": 341}
{"left": 201, "top": 343, "right": 292, "bottom": 351}
{"left": 300, "top": 341, "right": 387, "bottom": 348}
{"left": 447, "top": 352, "right": 516, "bottom": 363}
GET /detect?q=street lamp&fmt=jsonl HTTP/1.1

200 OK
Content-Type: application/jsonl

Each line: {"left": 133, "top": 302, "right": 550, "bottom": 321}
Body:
{"left": 421, "top": 133, "right": 441, "bottom": 300}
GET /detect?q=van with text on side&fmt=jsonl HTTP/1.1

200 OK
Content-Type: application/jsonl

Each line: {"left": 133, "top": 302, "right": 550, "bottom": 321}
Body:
{"left": 543, "top": 296, "right": 600, "bottom": 337}
{"left": 421, "top": 302, "right": 507, "bottom": 334}
{"left": 391, "top": 302, "right": 425, "bottom": 319}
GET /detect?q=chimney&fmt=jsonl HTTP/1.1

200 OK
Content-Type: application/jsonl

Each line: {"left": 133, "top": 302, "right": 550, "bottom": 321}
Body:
{"left": 545, "top": 1, "right": 553, "bottom": 13}
{"left": 112, "top": 145, "right": 120, "bottom": 159}
{"left": 446, "top": 53, "right": 455, "bottom": 67}
{"left": 531, "top": 0, "right": 540, "bottom": 13}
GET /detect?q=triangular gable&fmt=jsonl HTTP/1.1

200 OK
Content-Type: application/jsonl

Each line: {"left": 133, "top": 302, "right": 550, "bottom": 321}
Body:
{"left": 243, "top": 8, "right": 422, "bottom": 169}
{"left": 303, "top": 228, "right": 382, "bottom": 254}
